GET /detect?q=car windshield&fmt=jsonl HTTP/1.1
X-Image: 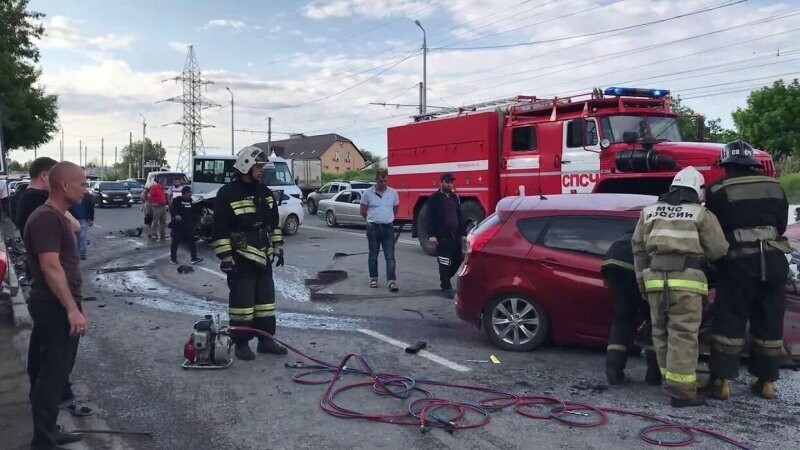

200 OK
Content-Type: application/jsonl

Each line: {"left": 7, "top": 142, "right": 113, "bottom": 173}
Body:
{"left": 122, "top": 181, "right": 142, "bottom": 189}
{"left": 600, "top": 115, "right": 682, "bottom": 143}
{"left": 99, "top": 182, "right": 126, "bottom": 190}
{"left": 260, "top": 161, "right": 295, "bottom": 186}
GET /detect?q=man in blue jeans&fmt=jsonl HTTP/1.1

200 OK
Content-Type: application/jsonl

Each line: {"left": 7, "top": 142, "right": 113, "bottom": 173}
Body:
{"left": 359, "top": 170, "right": 400, "bottom": 292}
{"left": 69, "top": 191, "right": 95, "bottom": 260}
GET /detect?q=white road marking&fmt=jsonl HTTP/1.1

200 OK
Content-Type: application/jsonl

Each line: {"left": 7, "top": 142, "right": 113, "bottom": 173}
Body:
{"left": 126, "top": 238, "right": 146, "bottom": 247}
{"left": 357, "top": 328, "right": 471, "bottom": 373}
{"left": 302, "top": 225, "right": 417, "bottom": 245}
{"left": 197, "top": 266, "right": 226, "bottom": 279}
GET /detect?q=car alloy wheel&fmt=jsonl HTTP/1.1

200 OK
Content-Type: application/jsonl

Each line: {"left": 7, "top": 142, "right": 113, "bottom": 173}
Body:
{"left": 325, "top": 210, "right": 337, "bottom": 227}
{"left": 284, "top": 214, "right": 299, "bottom": 235}
{"left": 483, "top": 295, "right": 549, "bottom": 351}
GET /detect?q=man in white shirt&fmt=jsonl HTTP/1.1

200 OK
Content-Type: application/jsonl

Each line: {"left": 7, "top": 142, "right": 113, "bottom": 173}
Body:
{"left": 359, "top": 170, "right": 400, "bottom": 292}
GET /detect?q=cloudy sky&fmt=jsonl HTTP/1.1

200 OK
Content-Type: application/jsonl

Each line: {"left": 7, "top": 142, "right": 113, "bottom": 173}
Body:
{"left": 13, "top": 0, "right": 800, "bottom": 169}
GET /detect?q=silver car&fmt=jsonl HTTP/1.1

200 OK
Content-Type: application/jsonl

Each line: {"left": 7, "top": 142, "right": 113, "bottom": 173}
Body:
{"left": 307, "top": 180, "right": 373, "bottom": 215}
{"left": 318, "top": 189, "right": 367, "bottom": 227}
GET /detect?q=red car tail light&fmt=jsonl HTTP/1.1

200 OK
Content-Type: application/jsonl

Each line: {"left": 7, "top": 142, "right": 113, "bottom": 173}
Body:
{"left": 466, "top": 214, "right": 503, "bottom": 254}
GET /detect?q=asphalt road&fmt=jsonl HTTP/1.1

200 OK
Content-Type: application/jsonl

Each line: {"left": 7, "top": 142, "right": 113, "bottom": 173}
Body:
{"left": 46, "top": 206, "right": 800, "bottom": 449}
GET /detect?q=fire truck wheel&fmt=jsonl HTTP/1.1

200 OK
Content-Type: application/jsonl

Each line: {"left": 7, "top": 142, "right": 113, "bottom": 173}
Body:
{"left": 416, "top": 204, "right": 437, "bottom": 256}
{"left": 460, "top": 201, "right": 485, "bottom": 235}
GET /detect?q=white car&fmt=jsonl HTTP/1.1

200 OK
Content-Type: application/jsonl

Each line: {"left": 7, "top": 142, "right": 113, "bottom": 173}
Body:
{"left": 192, "top": 188, "right": 304, "bottom": 242}
{"left": 317, "top": 189, "right": 368, "bottom": 227}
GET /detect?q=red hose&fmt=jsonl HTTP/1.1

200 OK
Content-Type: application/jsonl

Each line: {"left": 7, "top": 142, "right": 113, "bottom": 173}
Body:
{"left": 226, "top": 326, "right": 752, "bottom": 448}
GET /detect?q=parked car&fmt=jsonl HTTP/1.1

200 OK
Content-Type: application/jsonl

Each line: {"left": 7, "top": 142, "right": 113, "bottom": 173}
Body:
{"left": 456, "top": 193, "right": 652, "bottom": 351}
{"left": 120, "top": 179, "right": 144, "bottom": 203}
{"left": 91, "top": 181, "right": 133, "bottom": 208}
{"left": 317, "top": 189, "right": 368, "bottom": 227}
{"left": 145, "top": 171, "right": 189, "bottom": 188}
{"left": 192, "top": 188, "right": 304, "bottom": 242}
{"left": 306, "top": 180, "right": 373, "bottom": 215}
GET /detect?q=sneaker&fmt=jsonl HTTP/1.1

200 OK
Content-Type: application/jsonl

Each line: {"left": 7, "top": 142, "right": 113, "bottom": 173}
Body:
{"left": 257, "top": 339, "right": 288, "bottom": 355}
{"left": 388, "top": 281, "right": 399, "bottom": 292}
{"left": 169, "top": 258, "right": 178, "bottom": 265}
{"left": 191, "top": 258, "right": 204, "bottom": 265}
{"left": 234, "top": 343, "right": 256, "bottom": 361}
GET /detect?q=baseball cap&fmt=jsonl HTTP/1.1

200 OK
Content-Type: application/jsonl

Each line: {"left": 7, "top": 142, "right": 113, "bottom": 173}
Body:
{"left": 441, "top": 173, "right": 456, "bottom": 182}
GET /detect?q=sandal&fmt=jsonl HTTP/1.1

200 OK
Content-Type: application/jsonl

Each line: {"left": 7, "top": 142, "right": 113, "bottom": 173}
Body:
{"left": 370, "top": 280, "right": 378, "bottom": 288}
{"left": 59, "top": 399, "right": 93, "bottom": 417}
{"left": 388, "top": 281, "right": 399, "bottom": 293}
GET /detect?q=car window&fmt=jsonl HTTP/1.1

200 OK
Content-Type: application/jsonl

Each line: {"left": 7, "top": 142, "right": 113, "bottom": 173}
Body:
{"left": 350, "top": 191, "right": 361, "bottom": 202}
{"left": 281, "top": 192, "right": 290, "bottom": 201}
{"left": 336, "top": 192, "right": 351, "bottom": 203}
{"left": 350, "top": 182, "right": 372, "bottom": 189}
{"left": 541, "top": 217, "right": 635, "bottom": 256}
{"left": 331, "top": 184, "right": 343, "bottom": 193}
{"left": 517, "top": 218, "right": 549, "bottom": 243}
{"left": 319, "top": 184, "right": 331, "bottom": 194}
{"left": 99, "top": 182, "right": 126, "bottom": 190}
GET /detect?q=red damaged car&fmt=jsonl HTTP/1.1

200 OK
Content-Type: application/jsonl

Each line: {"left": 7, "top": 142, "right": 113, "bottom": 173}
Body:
{"left": 455, "top": 194, "right": 800, "bottom": 364}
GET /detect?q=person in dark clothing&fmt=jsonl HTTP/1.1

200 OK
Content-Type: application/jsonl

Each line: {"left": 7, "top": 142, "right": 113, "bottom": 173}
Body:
{"left": 14, "top": 158, "right": 89, "bottom": 424}
{"left": 169, "top": 186, "right": 202, "bottom": 265}
{"left": 425, "top": 173, "right": 466, "bottom": 297}
{"left": 702, "top": 140, "right": 791, "bottom": 401}
{"left": 68, "top": 191, "right": 95, "bottom": 260}
{"left": 25, "top": 162, "right": 89, "bottom": 449}
{"left": 602, "top": 231, "right": 659, "bottom": 386}
{"left": 212, "top": 146, "right": 287, "bottom": 360}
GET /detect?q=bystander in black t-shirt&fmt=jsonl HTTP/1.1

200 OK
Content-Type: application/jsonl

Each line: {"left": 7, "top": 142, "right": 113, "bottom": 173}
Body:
{"left": 15, "top": 188, "right": 49, "bottom": 238}
{"left": 24, "top": 203, "right": 83, "bottom": 312}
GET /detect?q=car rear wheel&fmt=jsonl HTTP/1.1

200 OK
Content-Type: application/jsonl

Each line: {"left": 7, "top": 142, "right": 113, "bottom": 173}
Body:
{"left": 307, "top": 199, "right": 317, "bottom": 215}
{"left": 483, "top": 294, "right": 549, "bottom": 351}
{"left": 325, "top": 210, "right": 338, "bottom": 227}
{"left": 283, "top": 214, "right": 300, "bottom": 236}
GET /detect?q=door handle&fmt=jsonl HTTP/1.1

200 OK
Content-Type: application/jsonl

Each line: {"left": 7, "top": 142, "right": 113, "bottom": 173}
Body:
{"left": 535, "top": 257, "right": 558, "bottom": 266}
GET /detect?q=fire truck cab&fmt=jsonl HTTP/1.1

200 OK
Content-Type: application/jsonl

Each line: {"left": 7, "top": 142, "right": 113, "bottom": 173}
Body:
{"left": 388, "top": 87, "right": 776, "bottom": 255}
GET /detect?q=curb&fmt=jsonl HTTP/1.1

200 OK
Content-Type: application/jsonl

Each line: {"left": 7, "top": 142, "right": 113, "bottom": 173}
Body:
{"left": 0, "top": 230, "right": 31, "bottom": 328}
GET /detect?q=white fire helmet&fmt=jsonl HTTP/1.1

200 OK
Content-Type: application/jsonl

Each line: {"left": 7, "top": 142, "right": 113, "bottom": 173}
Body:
{"left": 670, "top": 166, "right": 705, "bottom": 201}
{"left": 233, "top": 146, "right": 269, "bottom": 174}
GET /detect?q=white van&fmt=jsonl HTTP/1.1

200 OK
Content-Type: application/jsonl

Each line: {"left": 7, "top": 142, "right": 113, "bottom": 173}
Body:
{"left": 191, "top": 154, "right": 302, "bottom": 199}
{"left": 145, "top": 171, "right": 190, "bottom": 188}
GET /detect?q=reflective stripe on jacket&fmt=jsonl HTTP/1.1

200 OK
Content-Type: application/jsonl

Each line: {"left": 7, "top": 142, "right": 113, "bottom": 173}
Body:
{"left": 631, "top": 201, "right": 729, "bottom": 295}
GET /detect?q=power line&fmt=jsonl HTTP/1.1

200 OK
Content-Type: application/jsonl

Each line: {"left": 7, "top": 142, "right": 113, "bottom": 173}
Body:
{"left": 433, "top": 0, "right": 746, "bottom": 50}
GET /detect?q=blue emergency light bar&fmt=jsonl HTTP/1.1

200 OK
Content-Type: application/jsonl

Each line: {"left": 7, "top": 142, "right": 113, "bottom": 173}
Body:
{"left": 603, "top": 87, "right": 670, "bottom": 98}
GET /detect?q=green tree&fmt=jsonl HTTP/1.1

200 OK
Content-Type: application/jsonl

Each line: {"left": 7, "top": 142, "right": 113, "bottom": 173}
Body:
{"left": 117, "top": 138, "right": 167, "bottom": 177}
{"left": 732, "top": 79, "right": 800, "bottom": 160}
{"left": 8, "top": 160, "right": 23, "bottom": 171}
{"left": 669, "top": 96, "right": 736, "bottom": 143}
{"left": 0, "top": 0, "right": 59, "bottom": 151}
{"left": 359, "top": 148, "right": 382, "bottom": 165}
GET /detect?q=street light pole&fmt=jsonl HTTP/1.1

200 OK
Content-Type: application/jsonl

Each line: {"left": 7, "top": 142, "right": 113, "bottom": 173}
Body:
{"left": 414, "top": 19, "right": 427, "bottom": 115}
{"left": 138, "top": 113, "right": 146, "bottom": 178}
{"left": 226, "top": 87, "right": 234, "bottom": 155}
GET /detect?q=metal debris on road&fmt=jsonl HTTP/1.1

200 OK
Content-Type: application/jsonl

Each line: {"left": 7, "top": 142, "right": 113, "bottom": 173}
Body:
{"left": 466, "top": 359, "right": 490, "bottom": 363}
{"left": 404, "top": 341, "right": 427, "bottom": 354}
{"left": 95, "top": 265, "right": 149, "bottom": 274}
{"left": 489, "top": 355, "right": 501, "bottom": 364}
{"left": 177, "top": 265, "right": 194, "bottom": 274}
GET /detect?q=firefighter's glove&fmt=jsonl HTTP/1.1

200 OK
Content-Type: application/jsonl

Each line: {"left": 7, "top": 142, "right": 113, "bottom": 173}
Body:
{"left": 274, "top": 247, "right": 285, "bottom": 267}
{"left": 220, "top": 257, "right": 235, "bottom": 273}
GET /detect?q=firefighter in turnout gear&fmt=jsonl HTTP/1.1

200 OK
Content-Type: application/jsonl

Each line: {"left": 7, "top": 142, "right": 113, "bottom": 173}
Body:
{"left": 702, "top": 140, "right": 790, "bottom": 400}
{"left": 632, "top": 167, "right": 729, "bottom": 407}
{"left": 602, "top": 231, "right": 660, "bottom": 386}
{"left": 212, "top": 146, "right": 288, "bottom": 360}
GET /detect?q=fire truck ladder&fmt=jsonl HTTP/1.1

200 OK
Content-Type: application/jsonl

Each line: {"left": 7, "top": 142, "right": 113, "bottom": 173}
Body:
{"left": 413, "top": 94, "right": 577, "bottom": 121}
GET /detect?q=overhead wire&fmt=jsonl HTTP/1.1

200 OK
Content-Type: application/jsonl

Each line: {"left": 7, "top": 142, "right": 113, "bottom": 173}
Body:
{"left": 432, "top": 0, "right": 747, "bottom": 50}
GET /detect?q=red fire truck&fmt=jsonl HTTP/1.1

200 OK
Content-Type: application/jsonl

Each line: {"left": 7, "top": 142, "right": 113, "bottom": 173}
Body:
{"left": 387, "top": 87, "right": 777, "bottom": 255}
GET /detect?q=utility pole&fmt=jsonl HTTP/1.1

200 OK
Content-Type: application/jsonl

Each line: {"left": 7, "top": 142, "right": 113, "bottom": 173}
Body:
{"left": 267, "top": 116, "right": 272, "bottom": 155}
{"left": 414, "top": 20, "right": 427, "bottom": 115}
{"left": 114, "top": 146, "right": 118, "bottom": 173}
{"left": 226, "top": 87, "right": 234, "bottom": 155}
{"left": 139, "top": 113, "right": 146, "bottom": 178}
{"left": 79, "top": 139, "right": 82, "bottom": 166}
{"left": 418, "top": 82, "right": 424, "bottom": 116}
{"left": 84, "top": 145, "right": 87, "bottom": 168}
{"left": 101, "top": 138, "right": 104, "bottom": 180}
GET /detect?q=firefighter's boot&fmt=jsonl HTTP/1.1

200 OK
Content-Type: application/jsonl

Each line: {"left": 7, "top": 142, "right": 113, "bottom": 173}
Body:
{"left": 670, "top": 395, "right": 707, "bottom": 408}
{"left": 644, "top": 350, "right": 662, "bottom": 386}
{"left": 257, "top": 338, "right": 288, "bottom": 355}
{"left": 698, "top": 377, "right": 730, "bottom": 400}
{"left": 605, "top": 351, "right": 626, "bottom": 385}
{"left": 749, "top": 378, "right": 775, "bottom": 400}
{"left": 235, "top": 342, "right": 256, "bottom": 361}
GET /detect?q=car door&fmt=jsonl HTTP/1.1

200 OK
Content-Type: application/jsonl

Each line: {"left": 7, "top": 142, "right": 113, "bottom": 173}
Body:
{"left": 522, "top": 215, "right": 637, "bottom": 344}
{"left": 333, "top": 191, "right": 352, "bottom": 223}
{"left": 348, "top": 191, "right": 363, "bottom": 224}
